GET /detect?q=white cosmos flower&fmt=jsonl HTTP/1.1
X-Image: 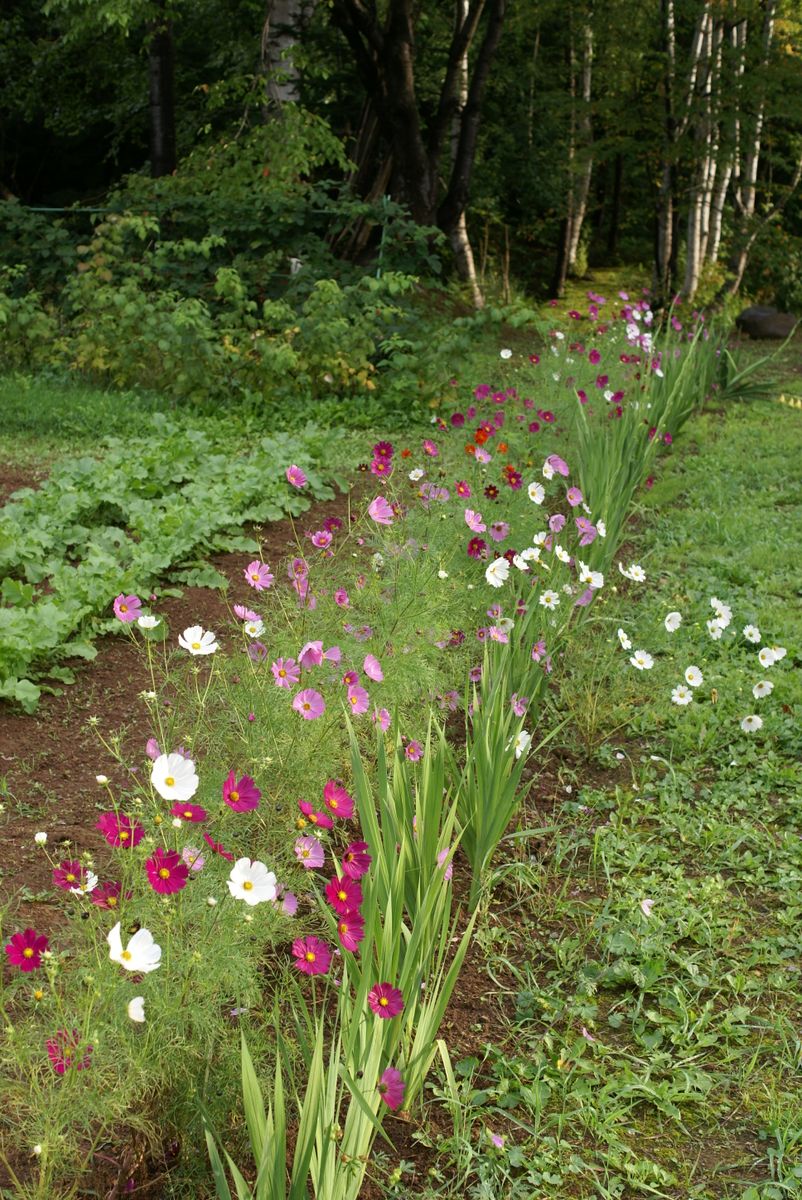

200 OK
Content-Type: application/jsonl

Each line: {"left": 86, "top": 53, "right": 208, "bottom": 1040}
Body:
{"left": 244, "top": 620, "right": 265, "bottom": 639}
{"left": 539, "top": 590, "right": 560, "bottom": 610}
{"left": 499, "top": 348, "right": 513, "bottom": 359}
{"left": 597, "top": 520, "right": 607, "bottom": 538}
{"left": 528, "top": 481, "right": 545, "bottom": 504}
{"left": 542, "top": 461, "right": 555, "bottom": 481}
{"left": 640, "top": 898, "right": 654, "bottom": 918}
{"left": 617, "top": 628, "right": 632, "bottom": 650}
{"left": 151, "top": 753, "right": 199, "bottom": 802}
{"left": 512, "top": 554, "right": 529, "bottom": 571}
{"left": 408, "top": 468, "right": 424, "bottom": 482}
{"left": 485, "top": 558, "right": 511, "bottom": 588}
{"left": 753, "top": 680, "right": 773, "bottom": 699}
{"left": 533, "top": 531, "right": 549, "bottom": 546}
{"left": 108, "top": 922, "right": 161, "bottom": 973}
{"left": 510, "top": 730, "right": 532, "bottom": 759}
{"left": 228, "top": 858, "right": 278, "bottom": 906}
{"left": 137, "top": 614, "right": 160, "bottom": 630}
{"left": 630, "top": 650, "right": 654, "bottom": 670}
{"left": 127, "top": 996, "right": 146, "bottom": 1023}
{"left": 437, "top": 569, "right": 449, "bottom": 579}
{"left": 589, "top": 571, "right": 604, "bottom": 590}
{"left": 497, "top": 617, "right": 515, "bottom": 635}
{"left": 758, "top": 646, "right": 776, "bottom": 668}
{"left": 740, "top": 714, "right": 763, "bottom": 733}
{"left": 664, "top": 612, "right": 682, "bottom": 633}
{"left": 178, "top": 625, "right": 218, "bottom": 655}
{"left": 34, "top": 831, "right": 47, "bottom": 845}
{"left": 69, "top": 870, "right": 99, "bottom": 896}
{"left": 707, "top": 619, "right": 724, "bottom": 640}
{"left": 743, "top": 624, "right": 761, "bottom": 643}
{"left": 619, "top": 562, "right": 646, "bottom": 582}
{"left": 770, "top": 645, "right": 787, "bottom": 661}
{"left": 555, "top": 544, "right": 571, "bottom": 564}
{"left": 671, "top": 685, "right": 693, "bottom": 706}
{"left": 684, "top": 666, "right": 703, "bottom": 688}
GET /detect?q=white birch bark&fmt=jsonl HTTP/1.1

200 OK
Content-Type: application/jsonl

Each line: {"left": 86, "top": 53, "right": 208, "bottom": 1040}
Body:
{"left": 450, "top": 0, "right": 484, "bottom": 308}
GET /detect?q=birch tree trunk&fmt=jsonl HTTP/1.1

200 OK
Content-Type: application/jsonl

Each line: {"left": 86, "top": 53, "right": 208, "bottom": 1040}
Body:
{"left": 654, "top": 0, "right": 677, "bottom": 301}
{"left": 262, "top": 0, "right": 307, "bottom": 107}
{"left": 450, "top": 0, "right": 484, "bottom": 307}
{"left": 567, "top": 9, "right": 593, "bottom": 273}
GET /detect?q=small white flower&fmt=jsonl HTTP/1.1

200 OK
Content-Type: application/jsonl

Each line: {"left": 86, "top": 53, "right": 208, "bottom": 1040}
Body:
{"left": 539, "top": 589, "right": 560, "bottom": 610}
{"left": 554, "top": 544, "right": 571, "bottom": 564}
{"left": 707, "top": 619, "right": 724, "bottom": 640}
{"left": 70, "top": 871, "right": 99, "bottom": 896}
{"left": 207, "top": 896, "right": 218, "bottom": 907}
{"left": 151, "top": 753, "right": 199, "bottom": 803}
{"left": 512, "top": 554, "right": 529, "bottom": 571}
{"left": 770, "top": 645, "right": 787, "bottom": 661}
{"left": 542, "top": 461, "right": 555, "bottom": 481}
{"left": 684, "top": 666, "right": 703, "bottom": 688}
{"left": 519, "top": 547, "right": 541, "bottom": 564}
{"left": 671, "top": 685, "right": 693, "bottom": 706}
{"left": 33, "top": 1145, "right": 42, "bottom": 1157}
{"left": 619, "top": 562, "right": 646, "bottom": 583}
{"left": 372, "top": 552, "right": 384, "bottom": 572}
{"left": 758, "top": 646, "right": 776, "bottom": 668}
{"left": 497, "top": 616, "right": 515, "bottom": 634}
{"left": 34, "top": 832, "right": 47, "bottom": 846}
{"left": 617, "top": 628, "right": 632, "bottom": 651}
{"left": 485, "top": 558, "right": 511, "bottom": 588}
{"left": 228, "top": 858, "right": 278, "bottom": 906}
{"left": 597, "top": 520, "right": 607, "bottom": 538}
{"left": 527, "top": 481, "right": 545, "bottom": 505}
{"left": 640, "top": 898, "right": 654, "bottom": 918}
{"left": 95, "top": 775, "right": 109, "bottom": 785}
{"left": 711, "top": 599, "right": 732, "bottom": 627}
{"left": 630, "top": 650, "right": 654, "bottom": 670}
{"left": 437, "top": 569, "right": 449, "bottom": 580}
{"left": 137, "top": 614, "right": 160, "bottom": 630}
{"left": 740, "top": 714, "right": 763, "bottom": 733}
{"left": 108, "top": 922, "right": 161, "bottom": 973}
{"left": 244, "top": 619, "right": 265, "bottom": 639}
{"left": 408, "top": 468, "right": 425, "bottom": 482}
{"left": 499, "top": 348, "right": 513, "bottom": 359}
{"left": 171, "top": 817, "right": 183, "bottom": 828}
{"left": 178, "top": 625, "right": 218, "bottom": 655}
{"left": 743, "top": 624, "right": 761, "bottom": 644}
{"left": 512, "top": 730, "right": 532, "bottom": 759}
{"left": 589, "top": 571, "right": 604, "bottom": 590}
{"left": 127, "top": 996, "right": 146, "bottom": 1023}
{"left": 752, "top": 680, "right": 773, "bottom": 699}
{"left": 664, "top": 611, "right": 682, "bottom": 633}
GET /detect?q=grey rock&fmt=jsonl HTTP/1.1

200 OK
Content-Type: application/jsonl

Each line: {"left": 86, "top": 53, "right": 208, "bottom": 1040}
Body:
{"left": 735, "top": 306, "right": 797, "bottom": 339}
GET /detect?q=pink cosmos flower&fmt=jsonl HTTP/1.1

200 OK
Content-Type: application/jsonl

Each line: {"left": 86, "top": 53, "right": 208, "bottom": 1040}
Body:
{"left": 370, "top": 458, "right": 392, "bottom": 478}
{"left": 145, "top": 737, "right": 161, "bottom": 761}
{"left": 170, "top": 802, "right": 207, "bottom": 822}
{"left": 455, "top": 480, "right": 471, "bottom": 497}
{"left": 298, "top": 799, "right": 334, "bottom": 829}
{"left": 272, "top": 657, "right": 300, "bottom": 688}
{"left": 223, "top": 771, "right": 261, "bottom": 812}
{"left": 347, "top": 684, "right": 370, "bottom": 715}
{"left": 405, "top": 740, "right": 423, "bottom": 762}
{"left": 310, "top": 530, "right": 332, "bottom": 549}
{"left": 489, "top": 521, "right": 509, "bottom": 543}
{"left": 324, "top": 644, "right": 341, "bottom": 663}
{"left": 293, "top": 689, "right": 325, "bottom": 719}
{"left": 334, "top": 588, "right": 350, "bottom": 608}
{"left": 474, "top": 446, "right": 491, "bottom": 464}
{"left": 90, "top": 881, "right": 127, "bottom": 910}
{"left": 342, "top": 670, "right": 359, "bottom": 686}
{"left": 511, "top": 693, "right": 528, "bottom": 717}
{"left": 489, "top": 626, "right": 509, "bottom": 643}
{"left": 286, "top": 465, "right": 307, "bottom": 488}
{"left": 113, "top": 594, "right": 142, "bottom": 623}
{"left": 373, "top": 440, "right": 394, "bottom": 460}
{"left": 378, "top": 1067, "right": 405, "bottom": 1110}
{"left": 234, "top": 603, "right": 260, "bottom": 621}
{"left": 181, "top": 846, "right": 205, "bottom": 871}
{"left": 588, "top": 348, "right": 601, "bottom": 365}
{"left": 244, "top": 561, "right": 274, "bottom": 590}
{"left": 575, "top": 517, "right": 598, "bottom": 546}
{"left": 96, "top": 812, "right": 143, "bottom": 848}
{"left": 248, "top": 641, "right": 268, "bottom": 663}
{"left": 367, "top": 982, "right": 404, "bottom": 1019}
{"left": 437, "top": 847, "right": 454, "bottom": 881}
{"left": 341, "top": 840, "right": 371, "bottom": 879}
{"left": 549, "top": 513, "right": 566, "bottom": 533}
{"left": 336, "top": 911, "right": 365, "bottom": 952}
{"left": 52, "top": 861, "right": 89, "bottom": 892}
{"left": 547, "top": 454, "right": 570, "bottom": 477}
{"left": 292, "top": 936, "right": 331, "bottom": 976}
{"left": 295, "top": 836, "right": 325, "bottom": 870}
{"left": 146, "top": 847, "right": 189, "bottom": 895}
{"left": 5, "top": 928, "right": 48, "bottom": 972}
{"left": 289, "top": 556, "right": 309, "bottom": 581}
{"left": 372, "top": 707, "right": 391, "bottom": 731}
{"left": 47, "top": 1028, "right": 93, "bottom": 1075}
{"left": 422, "top": 439, "right": 439, "bottom": 457}
{"left": 465, "top": 508, "right": 486, "bottom": 533}
{"left": 325, "top": 876, "right": 363, "bottom": 914}
{"left": 566, "top": 486, "right": 583, "bottom": 507}
{"left": 368, "top": 495, "right": 394, "bottom": 525}
{"left": 323, "top": 780, "right": 354, "bottom": 819}
{"left": 278, "top": 889, "right": 298, "bottom": 916}
{"left": 299, "top": 641, "right": 324, "bottom": 669}
{"left": 203, "top": 833, "right": 235, "bottom": 862}
{"left": 363, "top": 654, "right": 383, "bottom": 682}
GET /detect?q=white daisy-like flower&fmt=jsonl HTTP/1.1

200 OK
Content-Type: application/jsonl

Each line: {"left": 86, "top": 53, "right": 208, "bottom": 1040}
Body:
{"left": 630, "top": 650, "right": 654, "bottom": 670}
{"left": 227, "top": 858, "right": 278, "bottom": 906}
{"left": 497, "top": 616, "right": 515, "bottom": 635}
{"left": 740, "top": 714, "right": 763, "bottom": 733}
{"left": 437, "top": 569, "right": 449, "bottom": 579}
{"left": 69, "top": 870, "right": 99, "bottom": 896}
{"left": 743, "top": 624, "right": 761, "bottom": 644}
{"left": 617, "top": 628, "right": 632, "bottom": 650}
{"left": 684, "top": 666, "right": 703, "bottom": 688}
{"left": 178, "top": 626, "right": 218, "bottom": 655}
{"left": 758, "top": 646, "right": 776, "bottom": 668}
{"left": 408, "top": 468, "right": 424, "bottom": 482}
{"left": 34, "top": 831, "right": 47, "bottom": 846}
{"left": 589, "top": 570, "right": 604, "bottom": 590}
{"left": 597, "top": 520, "right": 607, "bottom": 538}
{"left": 512, "top": 554, "right": 529, "bottom": 571}
{"left": 619, "top": 562, "right": 646, "bottom": 582}
{"left": 542, "top": 461, "right": 555, "bottom": 481}
{"left": 151, "top": 752, "right": 199, "bottom": 803}
{"left": 770, "top": 645, "right": 787, "bottom": 661}
{"left": 640, "top": 898, "right": 654, "bottom": 918}
{"left": 127, "top": 996, "right": 146, "bottom": 1023}
{"left": 554, "top": 544, "right": 571, "bottom": 564}
{"left": 137, "top": 614, "right": 160, "bottom": 630}
{"left": 512, "top": 730, "right": 531, "bottom": 759}
{"left": 707, "top": 619, "right": 724, "bottom": 640}
{"left": 485, "top": 558, "right": 511, "bottom": 588}
{"left": 664, "top": 611, "right": 682, "bottom": 633}
{"left": 753, "top": 680, "right": 773, "bottom": 699}
{"left": 108, "top": 922, "right": 161, "bottom": 973}
{"left": 532, "top": 531, "right": 549, "bottom": 546}
{"left": 244, "top": 619, "right": 265, "bottom": 639}
{"left": 539, "top": 589, "right": 560, "bottom": 610}
{"left": 527, "top": 481, "right": 545, "bottom": 504}
{"left": 499, "top": 348, "right": 513, "bottom": 359}
{"left": 671, "top": 685, "right": 693, "bottom": 706}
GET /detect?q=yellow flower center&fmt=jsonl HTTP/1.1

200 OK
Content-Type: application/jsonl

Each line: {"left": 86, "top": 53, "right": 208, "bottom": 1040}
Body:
{"left": 183, "top": 810, "right": 193, "bottom": 818}
{"left": 349, "top": 696, "right": 357, "bottom": 706}
{"left": 34, "top": 989, "right": 44, "bottom": 1001}
{"left": 108, "top": 896, "right": 117, "bottom": 907}
{"left": 230, "top": 791, "right": 239, "bottom": 803}
{"left": 119, "top": 830, "right": 129, "bottom": 841}
{"left": 337, "top": 890, "right": 347, "bottom": 902}
{"left": 121, "top": 950, "right": 132, "bottom": 961}
{"left": 242, "top": 880, "right": 253, "bottom": 891}
{"left": 379, "top": 997, "right": 389, "bottom": 1007}
{"left": 305, "top": 951, "right": 316, "bottom": 962}
{"left": 329, "top": 799, "right": 338, "bottom": 809}
{"left": 191, "top": 641, "right": 201, "bottom": 650}
{"left": 251, "top": 573, "right": 259, "bottom": 581}
{"left": 65, "top": 873, "right": 76, "bottom": 883}
{"left": 158, "top": 868, "right": 170, "bottom": 880}
{"left": 279, "top": 669, "right": 286, "bottom": 677}
{"left": 120, "top": 604, "right": 128, "bottom": 613}
{"left": 302, "top": 703, "right": 311, "bottom": 711}
{"left": 165, "top": 776, "right": 175, "bottom": 787}
{"left": 23, "top": 947, "right": 34, "bottom": 958}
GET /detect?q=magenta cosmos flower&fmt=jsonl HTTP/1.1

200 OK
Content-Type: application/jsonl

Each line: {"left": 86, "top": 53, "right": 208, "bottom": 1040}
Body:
{"left": 113, "top": 593, "right": 141, "bottom": 622}
{"left": 363, "top": 654, "right": 383, "bottom": 682}
{"left": 404, "top": 740, "right": 423, "bottom": 762}
{"left": 52, "top": 861, "right": 90, "bottom": 891}
{"left": 325, "top": 876, "right": 363, "bottom": 914}
{"left": 96, "top": 811, "right": 143, "bottom": 849}
{"left": 377, "top": 1066, "right": 405, "bottom": 1111}
{"left": 368, "top": 982, "right": 404, "bottom": 1019}
{"left": 292, "top": 936, "right": 331, "bottom": 976}
{"left": 293, "top": 689, "right": 325, "bottom": 720}
{"left": 145, "top": 847, "right": 189, "bottom": 895}
{"left": 368, "top": 496, "right": 394, "bottom": 525}
{"left": 47, "top": 1028, "right": 93, "bottom": 1075}
{"left": 223, "top": 771, "right": 261, "bottom": 812}
{"left": 90, "top": 881, "right": 128, "bottom": 910}
{"left": 299, "top": 640, "right": 324, "bottom": 669}
{"left": 294, "top": 836, "right": 325, "bottom": 870}
{"left": 171, "top": 802, "right": 208, "bottom": 822}
{"left": 341, "top": 840, "right": 371, "bottom": 879}
{"left": 272, "top": 657, "right": 300, "bottom": 688}
{"left": 422, "top": 439, "right": 439, "bottom": 457}
{"left": 5, "top": 928, "right": 49, "bottom": 972}
{"left": 347, "top": 684, "right": 370, "bottom": 715}
{"left": 334, "top": 588, "right": 350, "bottom": 608}
{"left": 467, "top": 537, "right": 487, "bottom": 560}
{"left": 373, "top": 440, "right": 394, "bottom": 460}
{"left": 372, "top": 707, "right": 391, "bottom": 731}
{"left": 204, "top": 832, "right": 235, "bottom": 861}
{"left": 244, "top": 561, "right": 274, "bottom": 590}
{"left": 286, "top": 465, "right": 307, "bottom": 488}
{"left": 322, "top": 780, "right": 354, "bottom": 820}
{"left": 336, "top": 911, "right": 365, "bottom": 952}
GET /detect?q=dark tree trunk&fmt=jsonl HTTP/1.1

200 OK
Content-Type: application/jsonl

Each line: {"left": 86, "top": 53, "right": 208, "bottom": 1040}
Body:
{"left": 606, "top": 152, "right": 623, "bottom": 256}
{"left": 148, "top": 1, "right": 176, "bottom": 178}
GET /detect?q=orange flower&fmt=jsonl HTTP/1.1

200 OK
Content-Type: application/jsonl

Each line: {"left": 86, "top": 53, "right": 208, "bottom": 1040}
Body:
{"left": 475, "top": 429, "right": 489, "bottom": 445}
{"left": 464, "top": 443, "right": 476, "bottom": 456}
{"left": 401, "top": 448, "right": 412, "bottom": 458}
{"left": 497, "top": 442, "right": 508, "bottom": 454}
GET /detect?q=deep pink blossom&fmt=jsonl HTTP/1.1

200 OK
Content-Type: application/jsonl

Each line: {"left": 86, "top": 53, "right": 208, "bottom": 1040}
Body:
{"left": 422, "top": 439, "right": 439, "bottom": 457}
{"left": 341, "top": 840, "right": 371, "bottom": 879}
{"left": 96, "top": 812, "right": 143, "bottom": 848}
{"left": 146, "top": 847, "right": 189, "bottom": 895}
{"left": 372, "top": 707, "right": 391, "bottom": 731}
{"left": 244, "top": 561, "right": 274, "bottom": 590}
{"left": 223, "top": 771, "right": 261, "bottom": 812}
{"left": 52, "top": 861, "right": 89, "bottom": 891}
{"left": 47, "top": 1028, "right": 93, "bottom": 1075}
{"left": 203, "top": 833, "right": 235, "bottom": 862}
{"left": 323, "top": 780, "right": 354, "bottom": 819}
{"left": 405, "top": 740, "right": 423, "bottom": 762}
{"left": 367, "top": 982, "right": 404, "bottom": 1018}
{"left": 325, "top": 876, "right": 363, "bottom": 914}
{"left": 298, "top": 799, "right": 334, "bottom": 829}
{"left": 292, "top": 936, "right": 331, "bottom": 976}
{"left": 286, "top": 465, "right": 307, "bottom": 488}
{"left": 467, "top": 537, "right": 487, "bottom": 560}
{"left": 170, "top": 802, "right": 207, "bottom": 822}
{"left": 455, "top": 480, "right": 471, "bottom": 497}
{"left": 336, "top": 910, "right": 365, "bottom": 952}
{"left": 89, "top": 881, "right": 128, "bottom": 910}
{"left": 378, "top": 1066, "right": 405, "bottom": 1110}
{"left": 113, "top": 593, "right": 142, "bottom": 623}
{"left": 310, "top": 530, "right": 333, "bottom": 548}
{"left": 373, "top": 440, "right": 394, "bottom": 460}
{"left": 5, "top": 928, "right": 48, "bottom": 972}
